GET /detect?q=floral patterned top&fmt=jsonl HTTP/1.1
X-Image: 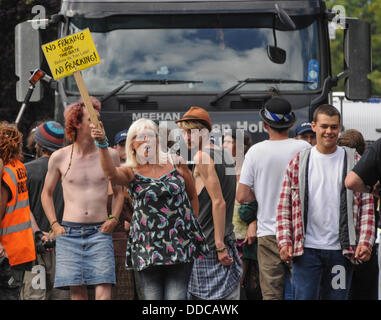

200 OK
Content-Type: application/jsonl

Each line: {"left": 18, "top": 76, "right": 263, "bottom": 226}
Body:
{"left": 126, "top": 168, "right": 209, "bottom": 271}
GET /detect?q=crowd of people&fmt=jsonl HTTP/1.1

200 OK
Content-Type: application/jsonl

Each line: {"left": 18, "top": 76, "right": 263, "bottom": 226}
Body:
{"left": 0, "top": 96, "right": 380, "bottom": 300}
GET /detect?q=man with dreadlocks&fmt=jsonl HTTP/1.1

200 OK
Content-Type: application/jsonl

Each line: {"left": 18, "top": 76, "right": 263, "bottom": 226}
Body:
{"left": 0, "top": 122, "right": 36, "bottom": 300}
{"left": 41, "top": 97, "right": 124, "bottom": 300}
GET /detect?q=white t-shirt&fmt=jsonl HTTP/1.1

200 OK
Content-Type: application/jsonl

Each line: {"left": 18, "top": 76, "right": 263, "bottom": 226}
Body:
{"left": 239, "top": 138, "right": 310, "bottom": 237}
{"left": 304, "top": 146, "right": 344, "bottom": 250}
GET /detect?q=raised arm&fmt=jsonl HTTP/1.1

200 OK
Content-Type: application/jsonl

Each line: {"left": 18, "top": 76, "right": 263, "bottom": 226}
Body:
{"left": 90, "top": 123, "right": 134, "bottom": 186}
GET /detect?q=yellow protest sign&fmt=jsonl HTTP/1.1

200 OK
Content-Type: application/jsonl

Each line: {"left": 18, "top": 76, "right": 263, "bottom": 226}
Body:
{"left": 42, "top": 28, "right": 100, "bottom": 80}
{"left": 42, "top": 29, "right": 101, "bottom": 129}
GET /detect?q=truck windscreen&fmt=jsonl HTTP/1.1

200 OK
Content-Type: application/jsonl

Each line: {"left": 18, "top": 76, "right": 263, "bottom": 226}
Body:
{"left": 66, "top": 14, "right": 320, "bottom": 94}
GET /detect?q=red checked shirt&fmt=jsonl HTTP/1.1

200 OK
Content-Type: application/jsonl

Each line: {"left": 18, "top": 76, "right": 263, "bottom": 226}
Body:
{"left": 276, "top": 151, "right": 375, "bottom": 264}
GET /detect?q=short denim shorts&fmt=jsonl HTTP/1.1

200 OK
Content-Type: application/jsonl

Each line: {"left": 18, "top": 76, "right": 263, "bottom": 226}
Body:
{"left": 54, "top": 221, "right": 116, "bottom": 288}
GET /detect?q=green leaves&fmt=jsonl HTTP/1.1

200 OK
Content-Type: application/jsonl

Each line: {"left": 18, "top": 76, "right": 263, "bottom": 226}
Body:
{"left": 329, "top": 0, "right": 381, "bottom": 96}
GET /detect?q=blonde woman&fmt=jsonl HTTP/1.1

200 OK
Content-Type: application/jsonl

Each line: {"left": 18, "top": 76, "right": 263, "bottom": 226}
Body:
{"left": 91, "top": 118, "right": 208, "bottom": 300}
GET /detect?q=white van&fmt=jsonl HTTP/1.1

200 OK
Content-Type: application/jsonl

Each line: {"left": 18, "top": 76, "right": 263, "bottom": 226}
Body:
{"left": 332, "top": 92, "right": 381, "bottom": 144}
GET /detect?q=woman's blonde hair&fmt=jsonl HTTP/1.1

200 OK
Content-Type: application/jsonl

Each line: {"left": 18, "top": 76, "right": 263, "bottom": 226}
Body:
{"left": 176, "top": 120, "right": 208, "bottom": 131}
{"left": 125, "top": 118, "right": 167, "bottom": 168}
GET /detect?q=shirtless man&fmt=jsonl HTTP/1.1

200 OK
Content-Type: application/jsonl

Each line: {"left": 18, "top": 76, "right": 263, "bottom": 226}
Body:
{"left": 176, "top": 106, "right": 241, "bottom": 300}
{"left": 41, "top": 98, "right": 123, "bottom": 300}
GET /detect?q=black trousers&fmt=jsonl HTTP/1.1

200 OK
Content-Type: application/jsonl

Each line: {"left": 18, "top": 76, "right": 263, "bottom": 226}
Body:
{"left": 0, "top": 258, "right": 26, "bottom": 300}
{"left": 349, "top": 244, "right": 379, "bottom": 300}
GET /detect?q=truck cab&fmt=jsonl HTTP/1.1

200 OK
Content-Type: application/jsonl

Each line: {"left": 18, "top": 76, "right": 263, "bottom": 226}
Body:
{"left": 15, "top": 0, "right": 371, "bottom": 147}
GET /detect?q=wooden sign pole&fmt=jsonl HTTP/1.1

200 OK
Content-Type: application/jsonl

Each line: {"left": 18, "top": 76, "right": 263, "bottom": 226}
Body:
{"left": 73, "top": 70, "right": 101, "bottom": 129}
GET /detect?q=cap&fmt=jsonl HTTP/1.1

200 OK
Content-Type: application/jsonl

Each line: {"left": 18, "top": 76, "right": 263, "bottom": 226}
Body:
{"left": 34, "top": 121, "right": 65, "bottom": 152}
{"left": 294, "top": 122, "right": 313, "bottom": 136}
{"left": 175, "top": 106, "right": 212, "bottom": 131}
{"left": 114, "top": 129, "right": 128, "bottom": 145}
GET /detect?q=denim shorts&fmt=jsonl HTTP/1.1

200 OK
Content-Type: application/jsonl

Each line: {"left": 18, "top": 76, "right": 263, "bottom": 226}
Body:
{"left": 54, "top": 221, "right": 116, "bottom": 288}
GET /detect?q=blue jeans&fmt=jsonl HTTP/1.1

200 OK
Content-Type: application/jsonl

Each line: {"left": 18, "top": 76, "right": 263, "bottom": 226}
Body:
{"left": 283, "top": 268, "right": 293, "bottom": 300}
{"left": 292, "top": 248, "right": 353, "bottom": 300}
{"left": 138, "top": 262, "right": 193, "bottom": 300}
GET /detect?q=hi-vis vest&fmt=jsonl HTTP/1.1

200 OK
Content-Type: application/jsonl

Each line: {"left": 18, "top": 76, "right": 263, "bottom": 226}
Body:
{"left": 0, "top": 160, "right": 35, "bottom": 266}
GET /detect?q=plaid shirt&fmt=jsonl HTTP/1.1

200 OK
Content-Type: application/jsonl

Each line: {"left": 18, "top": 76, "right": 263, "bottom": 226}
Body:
{"left": 276, "top": 150, "right": 375, "bottom": 264}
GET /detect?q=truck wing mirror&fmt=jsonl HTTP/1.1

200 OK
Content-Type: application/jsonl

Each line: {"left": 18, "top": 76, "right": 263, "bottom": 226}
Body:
{"left": 267, "top": 45, "right": 286, "bottom": 64}
{"left": 275, "top": 4, "right": 296, "bottom": 31}
{"left": 344, "top": 18, "right": 371, "bottom": 100}
{"left": 15, "top": 21, "right": 43, "bottom": 102}
{"left": 267, "top": 4, "right": 295, "bottom": 64}
{"left": 267, "top": 13, "right": 286, "bottom": 64}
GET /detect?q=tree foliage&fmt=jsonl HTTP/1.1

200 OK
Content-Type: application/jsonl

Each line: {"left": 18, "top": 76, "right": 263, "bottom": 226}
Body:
{"left": 327, "top": 0, "right": 381, "bottom": 96}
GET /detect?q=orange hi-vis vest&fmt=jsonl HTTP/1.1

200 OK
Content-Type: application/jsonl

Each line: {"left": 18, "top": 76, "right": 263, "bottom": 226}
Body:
{"left": 0, "top": 160, "right": 36, "bottom": 266}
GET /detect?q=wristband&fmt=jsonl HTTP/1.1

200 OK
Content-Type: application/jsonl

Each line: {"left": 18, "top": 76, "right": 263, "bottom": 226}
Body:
{"left": 50, "top": 220, "right": 58, "bottom": 228}
{"left": 95, "top": 137, "right": 109, "bottom": 149}
{"left": 215, "top": 246, "right": 227, "bottom": 253}
{"left": 107, "top": 215, "right": 119, "bottom": 223}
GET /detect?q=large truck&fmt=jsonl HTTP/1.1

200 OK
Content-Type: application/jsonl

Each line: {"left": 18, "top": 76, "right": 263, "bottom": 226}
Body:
{"left": 15, "top": 0, "right": 371, "bottom": 148}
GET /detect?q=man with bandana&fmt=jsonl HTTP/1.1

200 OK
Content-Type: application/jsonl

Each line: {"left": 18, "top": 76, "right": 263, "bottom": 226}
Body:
{"left": 236, "top": 97, "right": 309, "bottom": 300}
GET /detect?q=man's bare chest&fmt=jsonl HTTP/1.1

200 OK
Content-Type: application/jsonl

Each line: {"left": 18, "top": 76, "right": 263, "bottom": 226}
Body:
{"left": 60, "top": 153, "right": 107, "bottom": 187}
